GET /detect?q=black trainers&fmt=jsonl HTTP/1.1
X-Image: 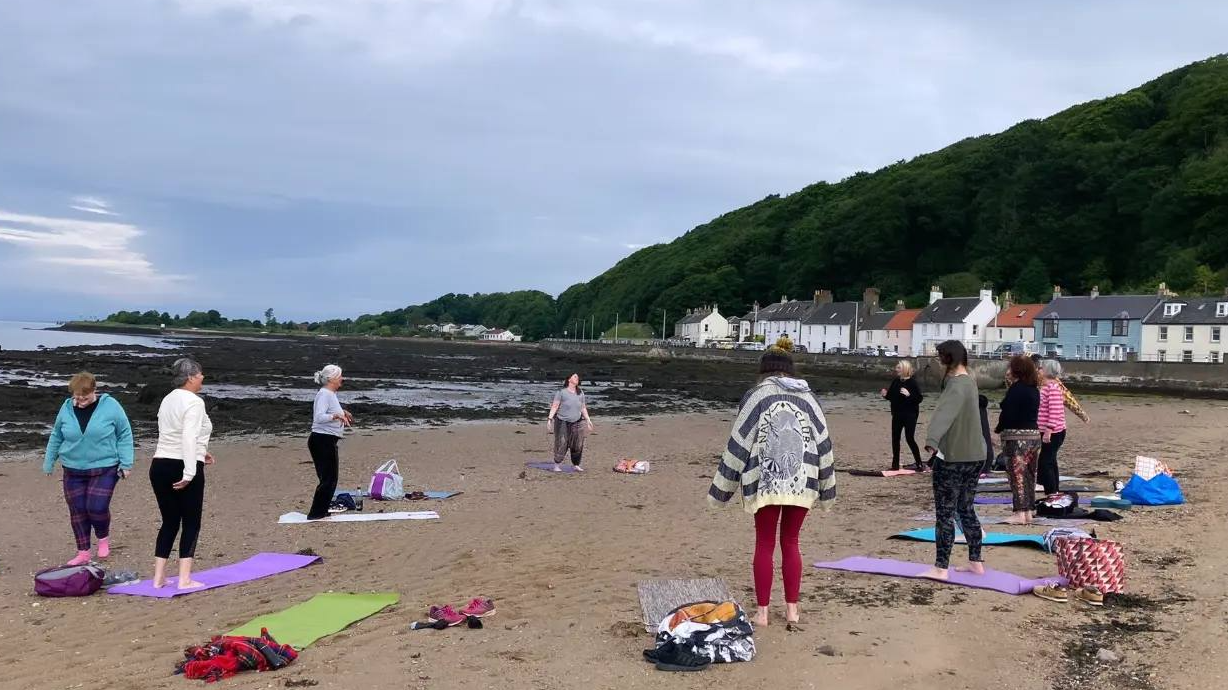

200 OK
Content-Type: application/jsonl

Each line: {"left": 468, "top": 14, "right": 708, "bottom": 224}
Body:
{"left": 653, "top": 645, "right": 712, "bottom": 672}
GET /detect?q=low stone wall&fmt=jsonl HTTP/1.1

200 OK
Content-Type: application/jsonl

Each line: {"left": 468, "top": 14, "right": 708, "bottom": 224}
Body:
{"left": 538, "top": 341, "right": 1228, "bottom": 397}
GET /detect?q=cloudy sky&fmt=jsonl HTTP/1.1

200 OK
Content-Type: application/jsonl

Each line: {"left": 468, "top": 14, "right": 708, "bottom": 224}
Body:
{"left": 1, "top": 1, "right": 1224, "bottom": 322}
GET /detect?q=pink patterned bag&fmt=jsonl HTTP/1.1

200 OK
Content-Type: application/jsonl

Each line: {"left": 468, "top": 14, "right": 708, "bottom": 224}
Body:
{"left": 1053, "top": 537, "right": 1125, "bottom": 593}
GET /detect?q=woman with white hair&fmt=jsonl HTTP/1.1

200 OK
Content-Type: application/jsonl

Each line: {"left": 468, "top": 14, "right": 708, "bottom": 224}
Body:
{"left": 1037, "top": 359, "right": 1086, "bottom": 495}
{"left": 150, "top": 357, "right": 213, "bottom": 589}
{"left": 307, "top": 364, "right": 353, "bottom": 520}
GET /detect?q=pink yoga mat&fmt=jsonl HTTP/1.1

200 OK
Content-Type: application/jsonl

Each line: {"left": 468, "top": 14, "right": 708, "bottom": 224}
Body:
{"left": 813, "top": 556, "right": 1066, "bottom": 595}
{"left": 526, "top": 462, "right": 580, "bottom": 474}
{"left": 109, "top": 553, "right": 320, "bottom": 598}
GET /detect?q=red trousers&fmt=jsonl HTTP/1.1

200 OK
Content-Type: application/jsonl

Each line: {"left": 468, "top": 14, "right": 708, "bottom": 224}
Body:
{"left": 753, "top": 505, "right": 808, "bottom": 606}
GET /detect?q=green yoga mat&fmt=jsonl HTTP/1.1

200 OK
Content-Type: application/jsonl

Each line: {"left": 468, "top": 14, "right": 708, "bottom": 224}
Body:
{"left": 229, "top": 592, "right": 399, "bottom": 649}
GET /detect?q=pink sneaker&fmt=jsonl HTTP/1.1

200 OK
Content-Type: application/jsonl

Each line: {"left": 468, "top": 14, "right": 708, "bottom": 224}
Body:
{"left": 98, "top": 537, "right": 111, "bottom": 559}
{"left": 427, "top": 605, "right": 466, "bottom": 627}
{"left": 460, "top": 597, "right": 496, "bottom": 618}
{"left": 67, "top": 550, "right": 92, "bottom": 566}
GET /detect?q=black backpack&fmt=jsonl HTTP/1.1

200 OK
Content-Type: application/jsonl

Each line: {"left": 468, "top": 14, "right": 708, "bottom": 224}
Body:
{"left": 1035, "top": 492, "right": 1079, "bottom": 517}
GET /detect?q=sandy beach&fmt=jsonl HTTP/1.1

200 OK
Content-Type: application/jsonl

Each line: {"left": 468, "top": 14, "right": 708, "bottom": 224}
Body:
{"left": 1, "top": 392, "right": 1224, "bottom": 690}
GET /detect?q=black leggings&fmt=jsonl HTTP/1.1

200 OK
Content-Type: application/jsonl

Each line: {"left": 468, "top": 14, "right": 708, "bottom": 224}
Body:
{"left": 150, "top": 458, "right": 205, "bottom": 559}
{"left": 890, "top": 415, "right": 921, "bottom": 469}
{"left": 308, "top": 432, "right": 341, "bottom": 519}
{"left": 1038, "top": 430, "right": 1067, "bottom": 495}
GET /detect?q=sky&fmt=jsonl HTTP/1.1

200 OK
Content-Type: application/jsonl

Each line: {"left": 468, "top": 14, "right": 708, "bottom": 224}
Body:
{"left": 1, "top": 1, "right": 1225, "bottom": 323}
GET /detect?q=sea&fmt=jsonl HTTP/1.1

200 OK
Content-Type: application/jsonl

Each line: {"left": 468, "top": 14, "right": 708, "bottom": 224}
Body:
{"left": 0, "top": 321, "right": 181, "bottom": 351}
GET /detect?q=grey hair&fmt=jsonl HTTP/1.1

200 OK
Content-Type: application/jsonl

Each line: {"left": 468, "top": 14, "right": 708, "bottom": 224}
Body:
{"left": 1041, "top": 359, "right": 1063, "bottom": 378}
{"left": 171, "top": 357, "right": 203, "bottom": 387}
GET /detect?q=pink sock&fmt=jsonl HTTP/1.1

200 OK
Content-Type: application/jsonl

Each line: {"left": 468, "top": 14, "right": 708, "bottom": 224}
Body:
{"left": 98, "top": 537, "right": 110, "bottom": 559}
{"left": 67, "top": 550, "right": 92, "bottom": 566}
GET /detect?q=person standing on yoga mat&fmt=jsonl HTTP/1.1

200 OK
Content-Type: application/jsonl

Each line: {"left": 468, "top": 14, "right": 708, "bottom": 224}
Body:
{"left": 880, "top": 360, "right": 923, "bottom": 471}
{"left": 709, "top": 336, "right": 835, "bottom": 627}
{"left": 1037, "top": 359, "right": 1085, "bottom": 496}
{"left": 44, "top": 372, "right": 134, "bottom": 566}
{"left": 307, "top": 364, "right": 353, "bottom": 519}
{"left": 547, "top": 373, "right": 592, "bottom": 472}
{"left": 921, "top": 340, "right": 986, "bottom": 581}
{"left": 150, "top": 358, "right": 213, "bottom": 590}
{"left": 995, "top": 355, "right": 1041, "bottom": 525}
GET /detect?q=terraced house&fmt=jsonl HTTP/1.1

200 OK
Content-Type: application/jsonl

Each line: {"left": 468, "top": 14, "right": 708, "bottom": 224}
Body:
{"left": 1033, "top": 287, "right": 1163, "bottom": 361}
{"left": 1140, "top": 293, "right": 1228, "bottom": 363}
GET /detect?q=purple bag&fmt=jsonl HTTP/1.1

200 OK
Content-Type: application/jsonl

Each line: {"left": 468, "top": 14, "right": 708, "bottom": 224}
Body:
{"left": 34, "top": 564, "right": 104, "bottom": 597}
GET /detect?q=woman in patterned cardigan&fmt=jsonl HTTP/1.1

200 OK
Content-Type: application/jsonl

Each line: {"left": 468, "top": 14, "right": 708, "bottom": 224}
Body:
{"left": 708, "top": 337, "right": 836, "bottom": 627}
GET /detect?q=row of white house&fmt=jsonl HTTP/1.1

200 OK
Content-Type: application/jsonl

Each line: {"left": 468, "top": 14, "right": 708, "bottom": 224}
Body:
{"left": 677, "top": 284, "right": 1228, "bottom": 363}
{"left": 421, "top": 323, "right": 521, "bottom": 341}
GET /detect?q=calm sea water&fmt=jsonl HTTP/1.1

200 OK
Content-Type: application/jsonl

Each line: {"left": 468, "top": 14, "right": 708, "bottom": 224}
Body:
{"left": 0, "top": 321, "right": 179, "bottom": 351}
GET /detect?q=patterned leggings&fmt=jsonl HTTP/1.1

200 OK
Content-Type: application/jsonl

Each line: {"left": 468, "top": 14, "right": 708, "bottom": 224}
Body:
{"left": 63, "top": 465, "right": 120, "bottom": 551}
{"left": 1003, "top": 436, "right": 1041, "bottom": 512}
{"left": 932, "top": 460, "right": 982, "bottom": 569}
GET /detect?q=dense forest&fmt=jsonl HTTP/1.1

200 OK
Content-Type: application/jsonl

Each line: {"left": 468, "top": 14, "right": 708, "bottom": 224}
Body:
{"left": 104, "top": 56, "right": 1228, "bottom": 340}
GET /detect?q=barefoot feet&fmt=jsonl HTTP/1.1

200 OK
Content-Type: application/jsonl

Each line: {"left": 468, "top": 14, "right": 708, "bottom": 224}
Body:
{"left": 919, "top": 566, "right": 950, "bottom": 581}
{"left": 953, "top": 561, "right": 986, "bottom": 575}
{"left": 785, "top": 603, "right": 800, "bottom": 624}
{"left": 752, "top": 608, "right": 769, "bottom": 627}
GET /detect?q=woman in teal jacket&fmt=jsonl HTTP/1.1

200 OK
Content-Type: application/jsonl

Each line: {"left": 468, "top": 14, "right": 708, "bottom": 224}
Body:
{"left": 44, "top": 372, "right": 135, "bottom": 565}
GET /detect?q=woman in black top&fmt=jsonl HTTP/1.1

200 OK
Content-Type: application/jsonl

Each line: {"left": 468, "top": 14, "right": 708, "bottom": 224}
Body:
{"left": 995, "top": 355, "right": 1042, "bottom": 524}
{"left": 881, "top": 360, "right": 924, "bottom": 471}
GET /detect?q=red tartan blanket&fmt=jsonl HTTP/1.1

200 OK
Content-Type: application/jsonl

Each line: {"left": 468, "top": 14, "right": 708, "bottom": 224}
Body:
{"left": 175, "top": 627, "right": 298, "bottom": 683}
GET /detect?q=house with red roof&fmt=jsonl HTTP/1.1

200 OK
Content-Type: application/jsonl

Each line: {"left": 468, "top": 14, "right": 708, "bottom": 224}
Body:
{"left": 858, "top": 299, "right": 922, "bottom": 355}
{"left": 984, "top": 295, "right": 1045, "bottom": 353}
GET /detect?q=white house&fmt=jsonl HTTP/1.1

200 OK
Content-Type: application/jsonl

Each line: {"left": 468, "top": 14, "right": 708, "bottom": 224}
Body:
{"left": 753, "top": 293, "right": 826, "bottom": 344}
{"left": 857, "top": 309, "right": 896, "bottom": 353}
{"left": 480, "top": 328, "right": 521, "bottom": 342}
{"left": 800, "top": 301, "right": 859, "bottom": 353}
{"left": 910, "top": 286, "right": 999, "bottom": 356}
{"left": 440, "top": 323, "right": 461, "bottom": 334}
{"left": 674, "top": 305, "right": 731, "bottom": 345}
{"left": 1140, "top": 294, "right": 1228, "bottom": 363}
{"left": 460, "top": 324, "right": 489, "bottom": 338}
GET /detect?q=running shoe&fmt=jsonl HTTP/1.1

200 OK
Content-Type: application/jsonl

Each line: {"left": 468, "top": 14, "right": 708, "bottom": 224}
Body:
{"left": 460, "top": 597, "right": 496, "bottom": 618}
{"left": 1032, "top": 584, "right": 1070, "bottom": 603}
{"left": 1073, "top": 586, "right": 1105, "bottom": 607}
{"left": 427, "top": 605, "right": 466, "bottom": 627}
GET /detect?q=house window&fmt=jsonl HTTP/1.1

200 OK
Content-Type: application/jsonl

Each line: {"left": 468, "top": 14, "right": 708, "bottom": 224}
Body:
{"left": 1112, "top": 319, "right": 1128, "bottom": 336}
{"left": 972, "top": 325, "right": 979, "bottom": 336}
{"left": 998, "top": 328, "right": 1003, "bottom": 339}
{"left": 1043, "top": 319, "right": 1059, "bottom": 338}
{"left": 1184, "top": 326, "right": 1194, "bottom": 342}
{"left": 1218, "top": 302, "right": 1228, "bottom": 317}
{"left": 1159, "top": 326, "right": 1168, "bottom": 342}
{"left": 1075, "top": 345, "right": 1082, "bottom": 359}
{"left": 1089, "top": 320, "right": 1098, "bottom": 336}
{"left": 947, "top": 324, "right": 953, "bottom": 335}
{"left": 1214, "top": 327, "right": 1222, "bottom": 343}
{"left": 1163, "top": 303, "right": 1184, "bottom": 317}
{"left": 1181, "top": 350, "right": 1193, "bottom": 363}
{"left": 1212, "top": 351, "right": 1221, "bottom": 364}
{"left": 1157, "top": 349, "right": 1166, "bottom": 361}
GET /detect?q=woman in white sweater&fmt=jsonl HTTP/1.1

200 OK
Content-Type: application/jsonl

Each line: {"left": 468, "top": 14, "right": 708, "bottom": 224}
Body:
{"left": 306, "top": 364, "right": 352, "bottom": 519}
{"left": 150, "top": 358, "right": 213, "bottom": 589}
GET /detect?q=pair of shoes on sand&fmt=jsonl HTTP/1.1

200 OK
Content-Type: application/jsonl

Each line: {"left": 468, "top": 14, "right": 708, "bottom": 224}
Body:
{"left": 1032, "top": 584, "right": 1104, "bottom": 606}
{"left": 426, "top": 597, "right": 497, "bottom": 627}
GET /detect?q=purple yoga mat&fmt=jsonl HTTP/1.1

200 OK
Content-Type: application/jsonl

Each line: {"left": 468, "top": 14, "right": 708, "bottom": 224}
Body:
{"left": 109, "top": 552, "right": 320, "bottom": 598}
{"left": 813, "top": 556, "right": 1067, "bottom": 595}
{"left": 975, "top": 495, "right": 1014, "bottom": 505}
{"left": 526, "top": 462, "right": 580, "bottom": 474}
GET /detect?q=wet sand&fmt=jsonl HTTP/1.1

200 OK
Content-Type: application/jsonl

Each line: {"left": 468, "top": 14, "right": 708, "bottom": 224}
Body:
{"left": 0, "top": 393, "right": 1224, "bottom": 690}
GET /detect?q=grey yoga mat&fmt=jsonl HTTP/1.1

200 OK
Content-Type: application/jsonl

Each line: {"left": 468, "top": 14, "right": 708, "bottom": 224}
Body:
{"left": 637, "top": 578, "right": 734, "bottom": 632}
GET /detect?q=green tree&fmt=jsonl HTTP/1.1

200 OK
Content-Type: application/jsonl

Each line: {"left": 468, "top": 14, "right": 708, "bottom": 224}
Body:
{"left": 1164, "top": 250, "right": 1199, "bottom": 293}
{"left": 264, "top": 308, "right": 276, "bottom": 327}
{"left": 1193, "top": 264, "right": 1226, "bottom": 294}
{"left": 1014, "top": 258, "right": 1051, "bottom": 303}
{"left": 937, "top": 272, "right": 983, "bottom": 297}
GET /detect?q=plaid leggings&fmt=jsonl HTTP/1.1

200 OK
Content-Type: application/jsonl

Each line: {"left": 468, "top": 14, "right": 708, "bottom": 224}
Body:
{"left": 63, "top": 465, "right": 120, "bottom": 551}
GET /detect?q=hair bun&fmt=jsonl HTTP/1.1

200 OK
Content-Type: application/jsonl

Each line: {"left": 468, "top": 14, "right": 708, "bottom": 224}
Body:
{"left": 770, "top": 335, "right": 793, "bottom": 353}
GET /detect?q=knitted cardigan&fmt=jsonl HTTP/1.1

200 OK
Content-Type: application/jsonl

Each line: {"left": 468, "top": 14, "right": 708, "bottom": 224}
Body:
{"left": 708, "top": 376, "right": 835, "bottom": 514}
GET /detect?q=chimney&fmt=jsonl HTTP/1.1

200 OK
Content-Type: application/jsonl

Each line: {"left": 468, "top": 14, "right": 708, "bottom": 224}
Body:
{"left": 863, "top": 287, "right": 880, "bottom": 312}
{"left": 814, "top": 289, "right": 833, "bottom": 305}
{"left": 1090, "top": 285, "right": 1099, "bottom": 299}
{"left": 1158, "top": 281, "right": 1169, "bottom": 297}
{"left": 1053, "top": 285, "right": 1062, "bottom": 300}
{"left": 1002, "top": 290, "right": 1013, "bottom": 310}
{"left": 978, "top": 286, "right": 993, "bottom": 303}
{"left": 928, "top": 285, "right": 943, "bottom": 305}
{"left": 781, "top": 294, "right": 787, "bottom": 304}
{"left": 753, "top": 301, "right": 760, "bottom": 314}
{"left": 895, "top": 299, "right": 906, "bottom": 311}
{"left": 712, "top": 303, "right": 719, "bottom": 315}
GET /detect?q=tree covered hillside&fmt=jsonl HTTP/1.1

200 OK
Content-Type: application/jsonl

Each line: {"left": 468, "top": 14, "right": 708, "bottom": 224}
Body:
{"left": 554, "top": 55, "right": 1228, "bottom": 328}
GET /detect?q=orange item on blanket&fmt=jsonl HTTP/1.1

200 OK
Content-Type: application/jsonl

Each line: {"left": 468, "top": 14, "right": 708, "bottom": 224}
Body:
{"left": 667, "top": 601, "right": 739, "bottom": 628}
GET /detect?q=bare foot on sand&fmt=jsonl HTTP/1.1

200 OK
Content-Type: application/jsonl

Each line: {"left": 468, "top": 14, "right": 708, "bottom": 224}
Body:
{"left": 152, "top": 578, "right": 167, "bottom": 589}
{"left": 785, "top": 603, "right": 800, "bottom": 623}
{"left": 919, "top": 567, "right": 949, "bottom": 581}
{"left": 1003, "top": 516, "right": 1031, "bottom": 525}
{"left": 176, "top": 580, "right": 206, "bottom": 590}
{"left": 954, "top": 562, "right": 986, "bottom": 575}
{"left": 753, "top": 608, "right": 769, "bottom": 627}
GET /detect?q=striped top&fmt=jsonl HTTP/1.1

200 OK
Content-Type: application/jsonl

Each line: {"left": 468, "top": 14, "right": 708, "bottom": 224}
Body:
{"left": 1037, "top": 380, "right": 1067, "bottom": 434}
{"left": 708, "top": 376, "right": 835, "bottom": 515}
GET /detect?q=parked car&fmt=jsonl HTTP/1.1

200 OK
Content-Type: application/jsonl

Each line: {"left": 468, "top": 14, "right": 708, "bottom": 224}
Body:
{"left": 735, "top": 341, "right": 766, "bottom": 351}
{"left": 792, "top": 344, "right": 808, "bottom": 353}
{"left": 825, "top": 347, "right": 851, "bottom": 355}
{"left": 880, "top": 350, "right": 900, "bottom": 357}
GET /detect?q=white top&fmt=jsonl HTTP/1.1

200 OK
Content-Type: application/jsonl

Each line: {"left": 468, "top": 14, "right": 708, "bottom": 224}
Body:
{"left": 312, "top": 388, "right": 344, "bottom": 437}
{"left": 153, "top": 388, "right": 213, "bottom": 481}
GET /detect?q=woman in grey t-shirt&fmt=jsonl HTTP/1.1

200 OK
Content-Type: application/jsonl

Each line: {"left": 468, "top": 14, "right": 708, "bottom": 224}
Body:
{"left": 547, "top": 373, "right": 593, "bottom": 472}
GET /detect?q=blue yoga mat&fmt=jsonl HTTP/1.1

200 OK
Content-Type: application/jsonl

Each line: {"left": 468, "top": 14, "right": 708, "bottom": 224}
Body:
{"left": 890, "top": 527, "right": 1047, "bottom": 551}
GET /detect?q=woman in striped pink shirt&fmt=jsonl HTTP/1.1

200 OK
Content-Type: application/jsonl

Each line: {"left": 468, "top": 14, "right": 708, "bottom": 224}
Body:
{"left": 1036, "top": 360, "right": 1068, "bottom": 496}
